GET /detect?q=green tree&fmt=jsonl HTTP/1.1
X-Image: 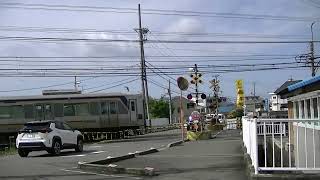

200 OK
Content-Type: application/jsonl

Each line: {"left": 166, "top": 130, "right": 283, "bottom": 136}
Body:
{"left": 149, "top": 98, "right": 173, "bottom": 118}
{"left": 228, "top": 108, "right": 244, "bottom": 118}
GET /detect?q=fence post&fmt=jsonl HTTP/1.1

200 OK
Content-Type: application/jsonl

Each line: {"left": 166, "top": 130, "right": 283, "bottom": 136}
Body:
{"left": 253, "top": 118, "right": 259, "bottom": 174}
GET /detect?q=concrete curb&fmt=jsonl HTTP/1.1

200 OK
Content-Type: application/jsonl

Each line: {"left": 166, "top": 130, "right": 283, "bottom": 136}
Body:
{"left": 136, "top": 148, "right": 159, "bottom": 156}
{"left": 211, "top": 130, "right": 223, "bottom": 139}
{"left": 78, "top": 139, "right": 185, "bottom": 176}
{"left": 78, "top": 162, "right": 157, "bottom": 176}
{"left": 90, "top": 154, "right": 135, "bottom": 165}
{"left": 166, "top": 140, "right": 184, "bottom": 148}
{"left": 78, "top": 146, "right": 164, "bottom": 176}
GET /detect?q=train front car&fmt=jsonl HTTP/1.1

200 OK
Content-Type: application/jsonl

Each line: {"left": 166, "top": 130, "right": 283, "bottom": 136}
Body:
{"left": 0, "top": 93, "right": 144, "bottom": 144}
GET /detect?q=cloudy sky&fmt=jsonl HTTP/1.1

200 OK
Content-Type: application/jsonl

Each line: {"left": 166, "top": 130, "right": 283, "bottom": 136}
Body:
{"left": 0, "top": 0, "right": 319, "bottom": 100}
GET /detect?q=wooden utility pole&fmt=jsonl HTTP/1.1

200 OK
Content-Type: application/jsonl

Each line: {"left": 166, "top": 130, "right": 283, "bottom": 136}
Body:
{"left": 168, "top": 80, "right": 172, "bottom": 124}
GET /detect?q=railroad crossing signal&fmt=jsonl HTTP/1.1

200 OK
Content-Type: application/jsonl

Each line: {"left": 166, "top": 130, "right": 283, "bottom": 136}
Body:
{"left": 190, "top": 73, "right": 202, "bottom": 84}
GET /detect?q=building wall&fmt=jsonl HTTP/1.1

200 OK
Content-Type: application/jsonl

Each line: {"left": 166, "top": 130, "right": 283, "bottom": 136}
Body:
{"left": 171, "top": 97, "right": 196, "bottom": 124}
{"left": 245, "top": 96, "right": 265, "bottom": 113}
{"left": 294, "top": 125, "right": 320, "bottom": 168}
{"left": 289, "top": 90, "right": 320, "bottom": 168}
{"left": 270, "top": 94, "right": 288, "bottom": 111}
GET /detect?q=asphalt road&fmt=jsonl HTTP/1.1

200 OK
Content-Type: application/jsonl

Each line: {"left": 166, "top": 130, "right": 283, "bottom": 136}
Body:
{"left": 117, "top": 129, "right": 248, "bottom": 180}
{"left": 0, "top": 129, "right": 181, "bottom": 180}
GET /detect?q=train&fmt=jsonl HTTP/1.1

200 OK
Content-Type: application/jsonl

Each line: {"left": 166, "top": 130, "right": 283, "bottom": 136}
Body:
{"left": 0, "top": 92, "right": 145, "bottom": 142}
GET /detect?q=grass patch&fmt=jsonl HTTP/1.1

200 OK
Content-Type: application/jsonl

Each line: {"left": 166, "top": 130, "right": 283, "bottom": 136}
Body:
{"left": 0, "top": 147, "right": 17, "bottom": 157}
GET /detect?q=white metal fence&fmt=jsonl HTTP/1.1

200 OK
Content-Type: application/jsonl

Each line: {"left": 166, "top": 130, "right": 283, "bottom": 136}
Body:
{"left": 257, "top": 123, "right": 286, "bottom": 136}
{"left": 242, "top": 116, "right": 320, "bottom": 174}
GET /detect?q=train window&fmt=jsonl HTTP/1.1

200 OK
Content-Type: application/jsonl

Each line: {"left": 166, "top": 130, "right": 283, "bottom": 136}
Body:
{"left": 63, "top": 104, "right": 75, "bottom": 116}
{"left": 0, "top": 106, "right": 11, "bottom": 119}
{"left": 118, "top": 102, "right": 128, "bottom": 114}
{"left": 75, "top": 103, "right": 89, "bottom": 116}
{"left": 89, "top": 102, "right": 100, "bottom": 115}
{"left": 12, "top": 106, "right": 24, "bottom": 119}
{"left": 131, "top": 101, "right": 135, "bottom": 111}
{"left": 54, "top": 104, "right": 63, "bottom": 117}
{"left": 110, "top": 102, "right": 117, "bottom": 114}
{"left": 24, "top": 105, "right": 34, "bottom": 119}
{"left": 101, "top": 102, "right": 108, "bottom": 115}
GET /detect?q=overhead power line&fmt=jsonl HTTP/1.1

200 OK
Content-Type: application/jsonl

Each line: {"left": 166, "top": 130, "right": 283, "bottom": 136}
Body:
{"left": 1, "top": 35, "right": 319, "bottom": 44}
{"left": 84, "top": 77, "right": 137, "bottom": 91}
{"left": 0, "top": 66, "right": 310, "bottom": 77}
{"left": 0, "top": 2, "right": 320, "bottom": 21}
{"left": 0, "top": 25, "right": 312, "bottom": 40}
{"left": 0, "top": 74, "right": 105, "bottom": 92}
{"left": 88, "top": 78, "right": 139, "bottom": 93}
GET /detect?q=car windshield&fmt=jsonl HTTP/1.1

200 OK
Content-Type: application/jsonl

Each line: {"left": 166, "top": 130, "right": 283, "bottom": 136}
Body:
{"left": 21, "top": 122, "right": 50, "bottom": 131}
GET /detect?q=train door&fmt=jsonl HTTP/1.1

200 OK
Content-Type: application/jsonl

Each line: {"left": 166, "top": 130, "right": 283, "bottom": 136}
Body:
{"left": 100, "top": 102, "right": 109, "bottom": 128}
{"left": 44, "top": 104, "right": 53, "bottom": 120}
{"left": 35, "top": 104, "right": 44, "bottom": 121}
{"left": 35, "top": 104, "right": 54, "bottom": 120}
{"left": 129, "top": 99, "right": 137, "bottom": 121}
{"left": 109, "top": 101, "right": 119, "bottom": 127}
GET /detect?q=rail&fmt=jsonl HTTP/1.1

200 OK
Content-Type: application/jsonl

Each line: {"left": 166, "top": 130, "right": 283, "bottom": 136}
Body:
{"left": 82, "top": 123, "right": 180, "bottom": 141}
{"left": 242, "top": 117, "right": 320, "bottom": 174}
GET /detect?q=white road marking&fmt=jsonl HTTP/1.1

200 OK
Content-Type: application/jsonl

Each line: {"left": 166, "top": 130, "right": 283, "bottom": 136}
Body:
{"left": 64, "top": 154, "right": 86, "bottom": 157}
{"left": 87, "top": 145, "right": 102, "bottom": 149}
{"left": 60, "top": 168, "right": 142, "bottom": 179}
{"left": 63, "top": 150, "right": 106, "bottom": 157}
{"left": 90, "top": 150, "right": 105, "bottom": 154}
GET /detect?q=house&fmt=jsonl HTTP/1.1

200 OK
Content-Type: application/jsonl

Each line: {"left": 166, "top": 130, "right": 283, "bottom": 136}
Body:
{"left": 244, "top": 96, "right": 265, "bottom": 115}
{"left": 278, "top": 75, "right": 320, "bottom": 169}
{"left": 171, "top": 96, "right": 196, "bottom": 123}
{"left": 242, "top": 75, "right": 320, "bottom": 174}
{"left": 268, "top": 79, "right": 301, "bottom": 118}
{"left": 269, "top": 79, "right": 301, "bottom": 111}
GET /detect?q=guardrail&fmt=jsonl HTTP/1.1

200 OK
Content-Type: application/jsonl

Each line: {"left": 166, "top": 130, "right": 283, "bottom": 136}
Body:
{"left": 242, "top": 117, "right": 320, "bottom": 174}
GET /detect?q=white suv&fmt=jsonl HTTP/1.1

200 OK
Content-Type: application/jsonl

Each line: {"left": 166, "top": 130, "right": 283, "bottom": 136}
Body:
{"left": 16, "top": 120, "right": 83, "bottom": 157}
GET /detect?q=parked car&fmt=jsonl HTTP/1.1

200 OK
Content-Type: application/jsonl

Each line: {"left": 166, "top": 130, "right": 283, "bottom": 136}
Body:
{"left": 16, "top": 120, "right": 83, "bottom": 157}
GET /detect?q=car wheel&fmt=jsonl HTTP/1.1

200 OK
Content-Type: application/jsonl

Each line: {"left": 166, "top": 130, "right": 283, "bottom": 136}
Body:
{"left": 18, "top": 149, "right": 29, "bottom": 157}
{"left": 51, "top": 140, "right": 61, "bottom": 156}
{"left": 75, "top": 139, "right": 83, "bottom": 152}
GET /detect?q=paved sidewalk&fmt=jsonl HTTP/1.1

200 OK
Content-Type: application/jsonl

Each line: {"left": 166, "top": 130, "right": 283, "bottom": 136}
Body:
{"left": 116, "top": 129, "right": 247, "bottom": 180}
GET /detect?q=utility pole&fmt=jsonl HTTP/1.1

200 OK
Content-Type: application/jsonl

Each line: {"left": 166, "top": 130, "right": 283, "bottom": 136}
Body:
{"left": 253, "top": 82, "right": 256, "bottom": 117}
{"left": 311, "top": 22, "right": 316, "bottom": 77}
{"left": 168, "top": 80, "right": 172, "bottom": 124}
{"left": 214, "top": 75, "right": 219, "bottom": 120}
{"left": 209, "top": 75, "right": 220, "bottom": 124}
{"left": 136, "top": 4, "right": 151, "bottom": 127}
{"left": 296, "top": 22, "right": 319, "bottom": 77}
{"left": 74, "top": 76, "right": 77, "bottom": 90}
{"left": 195, "top": 64, "right": 199, "bottom": 107}
{"left": 138, "top": 4, "right": 146, "bottom": 128}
